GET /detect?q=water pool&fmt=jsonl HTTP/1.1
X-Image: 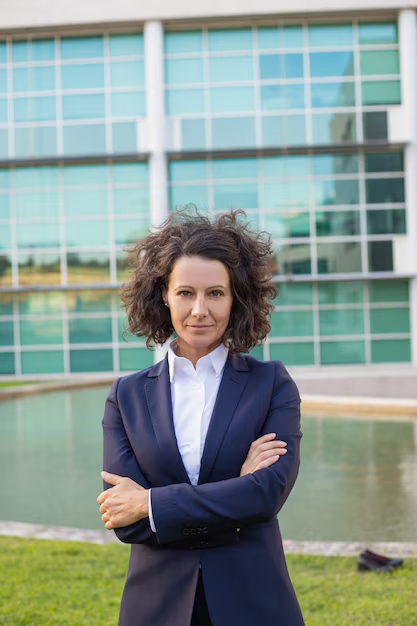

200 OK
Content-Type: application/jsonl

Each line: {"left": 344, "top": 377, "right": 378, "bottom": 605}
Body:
{"left": 1, "top": 387, "right": 417, "bottom": 542}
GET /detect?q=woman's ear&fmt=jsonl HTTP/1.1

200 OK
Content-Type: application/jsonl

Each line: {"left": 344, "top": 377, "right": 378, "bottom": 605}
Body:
{"left": 161, "top": 285, "right": 168, "bottom": 307}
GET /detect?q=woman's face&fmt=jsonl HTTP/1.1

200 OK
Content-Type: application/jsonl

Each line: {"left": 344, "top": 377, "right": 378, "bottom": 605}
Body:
{"left": 162, "top": 255, "right": 233, "bottom": 358}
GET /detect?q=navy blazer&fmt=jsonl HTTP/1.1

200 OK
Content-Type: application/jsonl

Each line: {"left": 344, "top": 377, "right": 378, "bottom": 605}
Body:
{"left": 102, "top": 353, "right": 304, "bottom": 626}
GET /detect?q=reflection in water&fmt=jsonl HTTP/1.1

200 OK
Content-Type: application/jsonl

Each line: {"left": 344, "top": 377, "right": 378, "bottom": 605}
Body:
{"left": 1, "top": 390, "right": 417, "bottom": 541}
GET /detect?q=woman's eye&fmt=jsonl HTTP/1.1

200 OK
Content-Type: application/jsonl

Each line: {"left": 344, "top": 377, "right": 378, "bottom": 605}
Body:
{"left": 211, "top": 290, "right": 223, "bottom": 297}
{"left": 178, "top": 291, "right": 191, "bottom": 297}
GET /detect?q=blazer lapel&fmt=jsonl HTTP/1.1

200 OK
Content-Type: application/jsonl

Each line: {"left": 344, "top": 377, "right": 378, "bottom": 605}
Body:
{"left": 199, "top": 353, "right": 249, "bottom": 484}
{"left": 144, "top": 356, "right": 191, "bottom": 485}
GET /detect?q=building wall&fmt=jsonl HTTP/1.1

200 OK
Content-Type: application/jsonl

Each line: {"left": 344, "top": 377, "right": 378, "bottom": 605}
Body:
{"left": 0, "top": 12, "right": 416, "bottom": 376}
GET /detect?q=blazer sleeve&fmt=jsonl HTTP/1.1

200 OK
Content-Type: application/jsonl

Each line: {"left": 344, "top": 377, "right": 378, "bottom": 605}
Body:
{"left": 151, "top": 361, "right": 302, "bottom": 545}
{"left": 102, "top": 378, "right": 157, "bottom": 545}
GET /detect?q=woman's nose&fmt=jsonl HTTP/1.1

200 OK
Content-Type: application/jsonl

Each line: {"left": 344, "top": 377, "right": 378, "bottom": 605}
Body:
{"left": 191, "top": 297, "right": 208, "bottom": 317}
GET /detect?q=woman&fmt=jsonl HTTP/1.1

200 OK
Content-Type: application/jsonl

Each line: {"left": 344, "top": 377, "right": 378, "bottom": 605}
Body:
{"left": 97, "top": 209, "right": 304, "bottom": 626}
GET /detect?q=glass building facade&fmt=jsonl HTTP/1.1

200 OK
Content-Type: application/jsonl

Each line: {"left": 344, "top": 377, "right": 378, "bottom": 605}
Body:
{"left": 0, "top": 15, "right": 416, "bottom": 376}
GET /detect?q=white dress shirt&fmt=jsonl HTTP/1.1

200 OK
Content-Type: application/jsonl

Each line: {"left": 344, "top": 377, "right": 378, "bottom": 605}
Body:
{"left": 148, "top": 341, "right": 229, "bottom": 532}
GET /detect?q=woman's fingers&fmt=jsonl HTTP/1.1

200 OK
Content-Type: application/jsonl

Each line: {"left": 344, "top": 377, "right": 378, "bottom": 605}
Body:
{"left": 254, "top": 455, "right": 280, "bottom": 472}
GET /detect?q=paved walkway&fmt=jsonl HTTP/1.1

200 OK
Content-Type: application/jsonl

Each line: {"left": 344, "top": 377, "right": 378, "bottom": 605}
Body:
{"left": 1, "top": 521, "right": 416, "bottom": 558}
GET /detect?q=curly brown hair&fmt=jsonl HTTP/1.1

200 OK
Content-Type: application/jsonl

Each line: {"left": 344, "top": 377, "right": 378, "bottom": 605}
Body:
{"left": 120, "top": 207, "right": 277, "bottom": 354}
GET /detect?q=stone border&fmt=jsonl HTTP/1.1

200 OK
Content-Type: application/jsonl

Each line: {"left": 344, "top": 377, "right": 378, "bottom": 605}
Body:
{"left": 1, "top": 521, "right": 416, "bottom": 557}
{"left": 302, "top": 395, "right": 417, "bottom": 418}
{"left": 0, "top": 377, "right": 114, "bottom": 401}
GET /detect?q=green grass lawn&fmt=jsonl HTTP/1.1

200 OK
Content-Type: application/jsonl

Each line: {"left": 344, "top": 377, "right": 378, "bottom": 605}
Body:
{"left": 0, "top": 537, "right": 416, "bottom": 625}
{"left": 0, "top": 381, "right": 45, "bottom": 389}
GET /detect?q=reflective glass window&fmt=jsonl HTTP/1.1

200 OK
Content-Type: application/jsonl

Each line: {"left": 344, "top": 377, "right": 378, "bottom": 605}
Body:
{"left": 367, "top": 209, "right": 406, "bottom": 234}
{"left": 62, "top": 94, "right": 105, "bottom": 119}
{"left": 311, "top": 82, "right": 355, "bottom": 108}
{"left": 60, "top": 36, "right": 104, "bottom": 59}
{"left": 0, "top": 224, "right": 11, "bottom": 249}
{"left": 313, "top": 154, "right": 358, "bottom": 175}
{"left": 320, "top": 340, "right": 365, "bottom": 364}
{"left": 365, "top": 152, "right": 403, "bottom": 173}
{"left": 259, "top": 54, "right": 303, "bottom": 79}
{"left": 260, "top": 84, "right": 305, "bottom": 110}
{"left": 319, "top": 309, "right": 364, "bottom": 336}
{"left": 164, "top": 31, "right": 203, "bottom": 54}
{"left": 211, "top": 158, "right": 257, "bottom": 179}
{"left": 0, "top": 294, "right": 13, "bottom": 315}
{"left": 61, "top": 64, "right": 105, "bottom": 89}
{"left": 316, "top": 211, "right": 360, "bottom": 236}
{"left": 274, "top": 282, "right": 313, "bottom": 306}
{"left": 209, "top": 56, "right": 253, "bottom": 82}
{"left": 265, "top": 212, "right": 310, "bottom": 238}
{"left": 210, "top": 87, "right": 255, "bottom": 113}
{"left": 318, "top": 281, "right": 364, "bottom": 304}
{"left": 170, "top": 184, "right": 208, "bottom": 210}
{"left": 109, "top": 33, "right": 144, "bottom": 57}
{"left": 70, "top": 348, "right": 113, "bottom": 372}
{"left": 112, "top": 121, "right": 137, "bottom": 152}
{"left": 113, "top": 162, "right": 148, "bottom": 183}
{"left": 15, "top": 192, "right": 60, "bottom": 218}
{"left": 13, "top": 66, "right": 55, "bottom": 92}
{"left": 18, "top": 252, "right": 61, "bottom": 286}
{"left": 0, "top": 99, "right": 7, "bottom": 123}
{"left": 111, "top": 92, "right": 145, "bottom": 117}
{"left": 269, "top": 342, "right": 315, "bottom": 366}
{"left": 361, "top": 80, "right": 401, "bottom": 105}
{"left": 369, "top": 279, "right": 408, "bottom": 302}
{"left": 0, "top": 352, "right": 14, "bottom": 374}
{"left": 63, "top": 124, "right": 106, "bottom": 155}
{"left": 165, "top": 58, "right": 204, "bottom": 85}
{"left": 166, "top": 88, "right": 205, "bottom": 114}
{"left": 360, "top": 50, "right": 400, "bottom": 76}
{"left": 67, "top": 290, "right": 112, "bottom": 313}
{"left": 363, "top": 111, "right": 388, "bottom": 141}
{"left": 309, "top": 52, "right": 354, "bottom": 77}
{"left": 181, "top": 119, "right": 206, "bottom": 150}
{"left": 213, "top": 183, "right": 258, "bottom": 209}
{"left": 211, "top": 117, "right": 256, "bottom": 149}
{"left": 69, "top": 317, "right": 112, "bottom": 344}
{"left": 65, "top": 219, "right": 109, "bottom": 247}
{"left": 312, "top": 113, "right": 356, "bottom": 144}
{"left": 317, "top": 242, "right": 362, "bottom": 274}
{"left": 263, "top": 180, "right": 309, "bottom": 209}
{"left": 308, "top": 24, "right": 354, "bottom": 47}
{"left": 0, "top": 321, "right": 14, "bottom": 346}
{"left": 64, "top": 189, "right": 109, "bottom": 217}
{"left": 270, "top": 310, "right": 314, "bottom": 337}
{"left": 261, "top": 115, "right": 306, "bottom": 147}
{"left": 12, "top": 38, "right": 55, "bottom": 62}
{"left": 16, "top": 222, "right": 60, "bottom": 248}
{"left": 0, "top": 195, "right": 9, "bottom": 219}
{"left": 20, "top": 319, "right": 63, "bottom": 345}
{"left": 66, "top": 252, "right": 110, "bottom": 284}
{"left": 273, "top": 244, "right": 311, "bottom": 275}
{"left": 258, "top": 26, "right": 303, "bottom": 50}
{"left": 368, "top": 241, "right": 393, "bottom": 272}
{"left": 208, "top": 28, "right": 253, "bottom": 52}
{"left": 358, "top": 22, "right": 398, "bottom": 45}
{"left": 14, "top": 126, "right": 57, "bottom": 158}
{"left": 371, "top": 339, "right": 410, "bottom": 363}
{"left": 113, "top": 187, "right": 149, "bottom": 214}
{"left": 21, "top": 350, "right": 65, "bottom": 374}
{"left": 0, "top": 254, "right": 12, "bottom": 286}
{"left": 169, "top": 160, "right": 208, "bottom": 181}
{"left": 262, "top": 155, "right": 309, "bottom": 177}
{"left": 0, "top": 69, "right": 6, "bottom": 93}
{"left": 314, "top": 179, "right": 359, "bottom": 206}
{"left": 114, "top": 217, "right": 150, "bottom": 244}
{"left": 119, "top": 347, "right": 154, "bottom": 371}
{"left": 63, "top": 163, "right": 107, "bottom": 186}
{"left": 370, "top": 308, "right": 409, "bottom": 334}
{"left": 0, "top": 42, "right": 6, "bottom": 63}
{"left": 365, "top": 178, "right": 404, "bottom": 204}
{"left": 14, "top": 96, "right": 56, "bottom": 122}
{"left": 18, "top": 291, "right": 65, "bottom": 314}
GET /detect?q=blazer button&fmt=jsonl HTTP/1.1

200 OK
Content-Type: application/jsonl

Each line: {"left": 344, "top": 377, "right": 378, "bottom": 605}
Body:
{"left": 202, "top": 527, "right": 209, "bottom": 534}
{"left": 182, "top": 529, "right": 190, "bottom": 536}
{"left": 197, "top": 527, "right": 203, "bottom": 535}
{"left": 190, "top": 528, "right": 197, "bottom": 535}
{"left": 199, "top": 540, "right": 209, "bottom": 547}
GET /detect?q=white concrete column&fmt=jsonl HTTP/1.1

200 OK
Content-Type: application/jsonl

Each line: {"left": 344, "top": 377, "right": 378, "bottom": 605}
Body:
{"left": 144, "top": 20, "right": 169, "bottom": 229}
{"left": 399, "top": 9, "right": 417, "bottom": 367}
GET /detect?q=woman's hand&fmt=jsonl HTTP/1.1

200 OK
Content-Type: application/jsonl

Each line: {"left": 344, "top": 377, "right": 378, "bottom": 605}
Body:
{"left": 97, "top": 471, "right": 149, "bottom": 530}
{"left": 240, "top": 433, "right": 287, "bottom": 476}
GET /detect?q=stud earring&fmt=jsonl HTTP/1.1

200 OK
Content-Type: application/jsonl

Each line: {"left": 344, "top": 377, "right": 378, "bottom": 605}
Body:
{"left": 164, "top": 302, "right": 169, "bottom": 308}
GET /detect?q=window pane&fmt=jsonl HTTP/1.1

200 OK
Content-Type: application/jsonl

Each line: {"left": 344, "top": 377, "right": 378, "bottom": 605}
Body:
{"left": 66, "top": 219, "right": 109, "bottom": 246}
{"left": 166, "top": 88, "right": 205, "bottom": 114}
{"left": 63, "top": 124, "right": 106, "bottom": 155}
{"left": 308, "top": 24, "right": 354, "bottom": 47}
{"left": 262, "top": 115, "right": 306, "bottom": 147}
{"left": 371, "top": 339, "right": 410, "bottom": 363}
{"left": 170, "top": 184, "right": 208, "bottom": 209}
{"left": 20, "top": 319, "right": 63, "bottom": 345}
{"left": 211, "top": 117, "right": 256, "bottom": 149}
{"left": 0, "top": 129, "right": 8, "bottom": 158}
{"left": 213, "top": 183, "right": 258, "bottom": 209}
{"left": 210, "top": 56, "right": 253, "bottom": 82}
{"left": 310, "top": 52, "right": 354, "bottom": 77}
{"left": 358, "top": 22, "right": 398, "bottom": 45}
{"left": 320, "top": 340, "right": 365, "bottom": 364}
{"left": 314, "top": 179, "right": 359, "bottom": 206}
{"left": 258, "top": 26, "right": 303, "bottom": 50}
{"left": 67, "top": 291, "right": 112, "bottom": 313}
{"left": 270, "top": 310, "right": 314, "bottom": 337}
{"left": 165, "top": 58, "right": 203, "bottom": 85}
{"left": 363, "top": 111, "right": 388, "bottom": 141}
{"left": 0, "top": 195, "right": 9, "bottom": 219}
{"left": 365, "top": 152, "right": 403, "bottom": 173}
{"left": 0, "top": 254, "right": 12, "bottom": 286}
{"left": 109, "top": 61, "right": 145, "bottom": 88}
{"left": 119, "top": 347, "right": 154, "bottom": 371}
{"left": 0, "top": 352, "right": 15, "bottom": 375}
{"left": 109, "top": 34, "right": 144, "bottom": 57}
{"left": 212, "top": 158, "right": 258, "bottom": 179}
{"left": 261, "top": 84, "right": 305, "bottom": 110}
{"left": 18, "top": 252, "right": 61, "bottom": 285}
{"left": 317, "top": 242, "right": 362, "bottom": 274}
{"left": 111, "top": 91, "right": 145, "bottom": 117}
{"left": 14, "top": 126, "right": 57, "bottom": 158}
{"left": 274, "top": 282, "right": 313, "bottom": 306}
{"left": 265, "top": 212, "right": 310, "bottom": 238}
{"left": 169, "top": 160, "right": 208, "bottom": 181}
{"left": 14, "top": 96, "right": 56, "bottom": 122}
{"left": 369, "top": 280, "right": 408, "bottom": 303}
{"left": 61, "top": 63, "right": 105, "bottom": 89}
{"left": 367, "top": 209, "right": 406, "bottom": 234}
{"left": 0, "top": 42, "right": 6, "bottom": 63}
{"left": 210, "top": 87, "right": 255, "bottom": 113}
{"left": 0, "top": 294, "right": 13, "bottom": 315}
{"left": 0, "top": 224, "right": 11, "bottom": 249}
{"left": 366, "top": 178, "right": 404, "bottom": 203}
{"left": 63, "top": 163, "right": 108, "bottom": 186}
{"left": 61, "top": 36, "right": 104, "bottom": 59}
{"left": 69, "top": 317, "right": 112, "bottom": 343}
{"left": 274, "top": 244, "right": 311, "bottom": 275}
{"left": 361, "top": 80, "right": 401, "bottom": 105}
{"left": 12, "top": 38, "right": 55, "bottom": 62}
{"left": 316, "top": 211, "right": 360, "bottom": 236}
{"left": 269, "top": 342, "right": 315, "bottom": 366}
{"left": 13, "top": 66, "right": 55, "bottom": 92}
{"left": 319, "top": 309, "right": 364, "bottom": 336}
{"left": 313, "top": 154, "right": 358, "bottom": 175}
{"left": 113, "top": 162, "right": 148, "bottom": 184}
{"left": 259, "top": 54, "right": 303, "bottom": 79}
{"left": 0, "top": 320, "right": 14, "bottom": 345}
{"left": 0, "top": 69, "right": 6, "bottom": 93}
{"left": 70, "top": 348, "right": 113, "bottom": 372}
{"left": 113, "top": 187, "right": 149, "bottom": 214}
{"left": 181, "top": 119, "right": 206, "bottom": 150}
{"left": 208, "top": 29, "right": 252, "bottom": 52}
{"left": 16, "top": 192, "right": 59, "bottom": 218}
{"left": 311, "top": 82, "right": 355, "bottom": 108}
{"left": 19, "top": 292, "right": 65, "bottom": 314}
{"left": 312, "top": 113, "right": 356, "bottom": 144}
{"left": 368, "top": 241, "right": 393, "bottom": 272}
{"left": 360, "top": 50, "right": 400, "bottom": 76}
{"left": 263, "top": 155, "right": 309, "bottom": 177}
{"left": 64, "top": 189, "right": 108, "bottom": 217}
{"left": 370, "top": 308, "right": 409, "bottom": 334}
{"left": 62, "top": 94, "right": 105, "bottom": 119}
{"left": 112, "top": 122, "right": 137, "bottom": 152}
{"left": 164, "top": 31, "right": 203, "bottom": 54}
{"left": 263, "top": 180, "right": 309, "bottom": 208}
{"left": 16, "top": 222, "right": 60, "bottom": 248}
{"left": 21, "top": 350, "right": 65, "bottom": 374}
{"left": 318, "top": 281, "right": 364, "bottom": 305}
{"left": 114, "top": 216, "right": 150, "bottom": 244}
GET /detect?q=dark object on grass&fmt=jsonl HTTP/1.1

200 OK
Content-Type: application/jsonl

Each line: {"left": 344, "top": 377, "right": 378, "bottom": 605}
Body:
{"left": 358, "top": 549, "right": 403, "bottom": 572}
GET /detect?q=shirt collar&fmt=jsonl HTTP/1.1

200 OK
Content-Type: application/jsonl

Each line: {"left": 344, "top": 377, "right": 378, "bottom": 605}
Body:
{"left": 168, "top": 341, "right": 229, "bottom": 383}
